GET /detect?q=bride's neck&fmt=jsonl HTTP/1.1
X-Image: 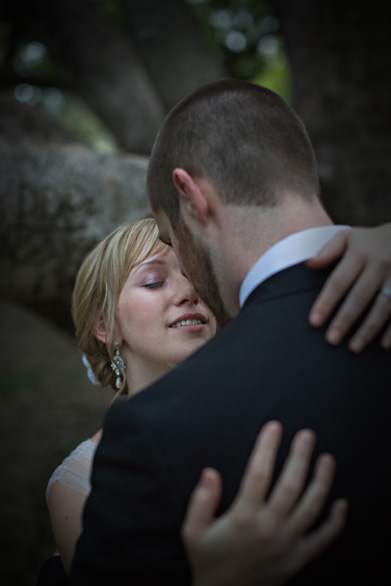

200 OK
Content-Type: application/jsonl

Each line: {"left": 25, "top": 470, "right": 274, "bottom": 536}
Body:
{"left": 127, "top": 362, "right": 171, "bottom": 397}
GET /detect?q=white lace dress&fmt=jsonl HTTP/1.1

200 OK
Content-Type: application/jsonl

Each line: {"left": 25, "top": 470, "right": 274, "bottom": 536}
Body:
{"left": 46, "top": 439, "right": 98, "bottom": 502}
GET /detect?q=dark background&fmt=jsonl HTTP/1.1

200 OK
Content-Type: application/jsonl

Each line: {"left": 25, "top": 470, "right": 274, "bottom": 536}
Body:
{"left": 0, "top": 1, "right": 390, "bottom": 583}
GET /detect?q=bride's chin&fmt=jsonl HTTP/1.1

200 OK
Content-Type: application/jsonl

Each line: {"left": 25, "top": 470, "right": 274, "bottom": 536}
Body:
{"left": 184, "top": 338, "right": 208, "bottom": 353}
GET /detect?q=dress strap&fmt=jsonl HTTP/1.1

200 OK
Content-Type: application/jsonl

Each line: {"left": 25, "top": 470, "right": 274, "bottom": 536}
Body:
{"left": 46, "top": 439, "right": 98, "bottom": 502}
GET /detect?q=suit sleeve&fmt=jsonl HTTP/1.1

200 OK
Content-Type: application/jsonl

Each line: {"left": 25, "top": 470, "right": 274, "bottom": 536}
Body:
{"left": 68, "top": 399, "right": 191, "bottom": 586}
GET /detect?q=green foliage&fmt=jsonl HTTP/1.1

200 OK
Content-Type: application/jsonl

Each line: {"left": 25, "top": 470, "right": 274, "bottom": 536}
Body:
{"left": 59, "top": 94, "right": 119, "bottom": 153}
{"left": 186, "top": 0, "right": 293, "bottom": 101}
{"left": 1, "top": 0, "right": 293, "bottom": 149}
{"left": 252, "top": 48, "right": 293, "bottom": 104}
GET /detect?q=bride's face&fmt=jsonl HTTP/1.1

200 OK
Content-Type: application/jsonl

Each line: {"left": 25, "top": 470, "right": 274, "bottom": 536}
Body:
{"left": 115, "top": 246, "right": 216, "bottom": 381}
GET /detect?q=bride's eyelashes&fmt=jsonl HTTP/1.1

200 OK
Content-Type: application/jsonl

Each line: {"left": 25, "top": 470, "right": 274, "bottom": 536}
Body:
{"left": 143, "top": 280, "right": 166, "bottom": 289}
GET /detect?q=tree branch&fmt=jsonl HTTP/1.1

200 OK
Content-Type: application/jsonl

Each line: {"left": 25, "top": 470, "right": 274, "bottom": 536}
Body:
{"left": 0, "top": 96, "right": 150, "bottom": 319}
{"left": 9, "top": 0, "right": 166, "bottom": 154}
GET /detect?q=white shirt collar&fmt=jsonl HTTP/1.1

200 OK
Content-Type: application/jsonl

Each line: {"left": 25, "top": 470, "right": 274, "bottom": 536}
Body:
{"left": 239, "top": 225, "right": 351, "bottom": 307}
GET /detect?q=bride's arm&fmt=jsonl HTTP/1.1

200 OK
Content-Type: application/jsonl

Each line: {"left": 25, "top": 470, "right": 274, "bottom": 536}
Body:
{"left": 308, "top": 223, "right": 391, "bottom": 351}
{"left": 46, "top": 432, "right": 101, "bottom": 574}
{"left": 47, "top": 481, "right": 87, "bottom": 574}
{"left": 56, "top": 425, "right": 344, "bottom": 585}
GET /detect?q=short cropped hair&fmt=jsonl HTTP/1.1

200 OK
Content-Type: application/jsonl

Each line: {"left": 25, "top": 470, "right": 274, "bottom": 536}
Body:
{"left": 72, "top": 218, "right": 166, "bottom": 397}
{"left": 147, "top": 79, "right": 320, "bottom": 227}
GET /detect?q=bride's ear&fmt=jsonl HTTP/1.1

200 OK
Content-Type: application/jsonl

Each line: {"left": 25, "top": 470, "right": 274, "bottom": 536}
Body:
{"left": 94, "top": 316, "right": 123, "bottom": 347}
{"left": 94, "top": 315, "right": 107, "bottom": 344}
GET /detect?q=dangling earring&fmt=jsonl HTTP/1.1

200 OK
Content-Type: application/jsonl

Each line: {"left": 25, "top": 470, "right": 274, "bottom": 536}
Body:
{"left": 111, "top": 342, "right": 126, "bottom": 389}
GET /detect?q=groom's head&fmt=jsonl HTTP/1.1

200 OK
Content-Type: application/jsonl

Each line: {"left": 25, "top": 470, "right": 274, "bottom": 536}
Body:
{"left": 147, "top": 79, "right": 321, "bottom": 322}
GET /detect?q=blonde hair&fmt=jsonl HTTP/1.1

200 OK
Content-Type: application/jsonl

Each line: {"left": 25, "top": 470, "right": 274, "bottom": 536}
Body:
{"left": 72, "top": 218, "right": 166, "bottom": 397}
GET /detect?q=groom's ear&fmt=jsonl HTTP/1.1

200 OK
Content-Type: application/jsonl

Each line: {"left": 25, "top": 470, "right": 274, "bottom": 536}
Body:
{"left": 172, "top": 168, "right": 209, "bottom": 226}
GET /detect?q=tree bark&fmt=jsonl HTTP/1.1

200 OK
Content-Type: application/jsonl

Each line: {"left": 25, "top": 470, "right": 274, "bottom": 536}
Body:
{"left": 120, "top": 0, "right": 226, "bottom": 109}
{"left": 8, "top": 0, "right": 166, "bottom": 154}
{"left": 272, "top": 0, "right": 391, "bottom": 225}
{"left": 0, "top": 145, "right": 149, "bottom": 299}
{"left": 0, "top": 97, "right": 150, "bottom": 328}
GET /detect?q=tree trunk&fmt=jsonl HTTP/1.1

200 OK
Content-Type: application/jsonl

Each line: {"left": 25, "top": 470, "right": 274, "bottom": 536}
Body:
{"left": 120, "top": 0, "right": 226, "bottom": 109}
{"left": 272, "top": 0, "right": 391, "bottom": 225}
{"left": 0, "top": 96, "right": 150, "bottom": 329}
{"left": 10, "top": 0, "right": 166, "bottom": 154}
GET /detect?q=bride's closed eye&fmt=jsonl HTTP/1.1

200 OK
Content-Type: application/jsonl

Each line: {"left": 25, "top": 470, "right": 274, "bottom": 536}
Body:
{"left": 143, "top": 280, "right": 166, "bottom": 289}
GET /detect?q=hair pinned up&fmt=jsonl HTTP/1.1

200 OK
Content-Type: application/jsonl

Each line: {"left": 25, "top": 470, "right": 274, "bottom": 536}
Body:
{"left": 72, "top": 218, "right": 166, "bottom": 397}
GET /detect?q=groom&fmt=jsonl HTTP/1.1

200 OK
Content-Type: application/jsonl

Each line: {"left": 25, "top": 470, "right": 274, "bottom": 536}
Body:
{"left": 70, "top": 81, "right": 390, "bottom": 584}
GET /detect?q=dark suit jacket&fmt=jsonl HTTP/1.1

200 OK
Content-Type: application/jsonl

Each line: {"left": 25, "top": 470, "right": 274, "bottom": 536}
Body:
{"left": 69, "top": 262, "right": 390, "bottom": 585}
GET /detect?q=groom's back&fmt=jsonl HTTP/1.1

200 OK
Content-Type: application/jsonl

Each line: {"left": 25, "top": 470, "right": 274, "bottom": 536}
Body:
{"left": 70, "top": 264, "right": 390, "bottom": 585}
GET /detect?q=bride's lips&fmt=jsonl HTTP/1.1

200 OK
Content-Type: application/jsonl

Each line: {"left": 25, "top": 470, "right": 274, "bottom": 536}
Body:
{"left": 169, "top": 313, "right": 208, "bottom": 330}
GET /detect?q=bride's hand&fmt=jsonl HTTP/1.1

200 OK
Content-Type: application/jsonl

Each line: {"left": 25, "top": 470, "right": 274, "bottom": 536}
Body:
{"left": 182, "top": 421, "right": 348, "bottom": 586}
{"left": 308, "top": 223, "right": 391, "bottom": 352}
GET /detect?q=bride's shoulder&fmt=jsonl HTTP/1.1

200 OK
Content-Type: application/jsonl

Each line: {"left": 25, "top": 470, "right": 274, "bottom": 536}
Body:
{"left": 46, "top": 434, "right": 100, "bottom": 502}
{"left": 91, "top": 429, "right": 103, "bottom": 444}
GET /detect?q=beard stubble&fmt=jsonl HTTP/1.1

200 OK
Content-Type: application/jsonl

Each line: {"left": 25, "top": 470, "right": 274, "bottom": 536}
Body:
{"left": 175, "top": 217, "right": 232, "bottom": 329}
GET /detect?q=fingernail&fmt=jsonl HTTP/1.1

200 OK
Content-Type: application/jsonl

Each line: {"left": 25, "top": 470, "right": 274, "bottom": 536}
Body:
{"left": 200, "top": 468, "right": 213, "bottom": 485}
{"left": 317, "top": 453, "right": 334, "bottom": 470}
{"left": 264, "top": 420, "right": 281, "bottom": 435}
{"left": 333, "top": 498, "right": 349, "bottom": 516}
{"left": 309, "top": 310, "right": 323, "bottom": 326}
{"left": 326, "top": 328, "right": 342, "bottom": 345}
{"left": 381, "top": 336, "right": 391, "bottom": 350}
{"left": 297, "top": 429, "right": 315, "bottom": 445}
{"left": 348, "top": 337, "right": 364, "bottom": 353}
